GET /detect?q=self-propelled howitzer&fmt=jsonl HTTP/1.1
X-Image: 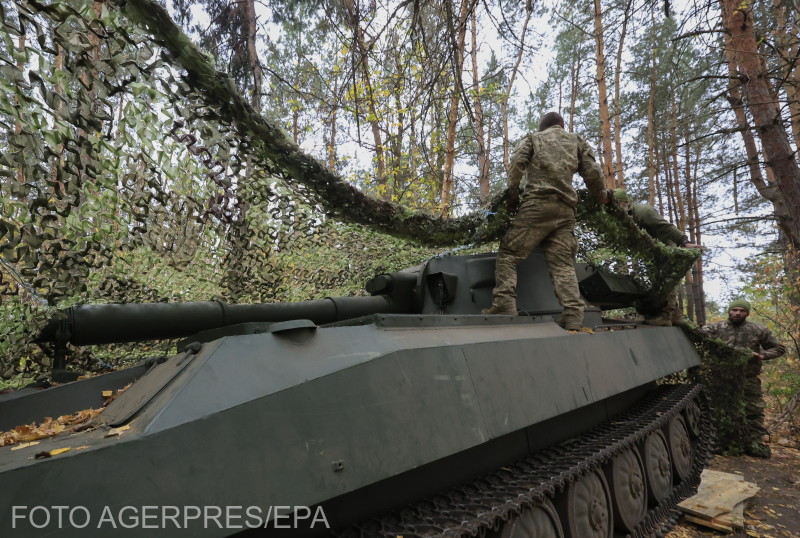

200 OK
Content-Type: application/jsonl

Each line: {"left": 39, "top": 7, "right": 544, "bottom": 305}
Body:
{"left": 1, "top": 251, "right": 710, "bottom": 538}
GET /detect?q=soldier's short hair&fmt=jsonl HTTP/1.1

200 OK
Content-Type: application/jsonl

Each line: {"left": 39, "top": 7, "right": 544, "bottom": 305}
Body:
{"left": 538, "top": 111, "right": 565, "bottom": 131}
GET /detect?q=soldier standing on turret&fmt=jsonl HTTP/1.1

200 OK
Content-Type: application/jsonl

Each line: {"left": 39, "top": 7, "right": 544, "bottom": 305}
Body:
{"left": 700, "top": 299, "right": 785, "bottom": 458}
{"left": 482, "top": 112, "right": 610, "bottom": 331}
{"left": 612, "top": 188, "right": 701, "bottom": 326}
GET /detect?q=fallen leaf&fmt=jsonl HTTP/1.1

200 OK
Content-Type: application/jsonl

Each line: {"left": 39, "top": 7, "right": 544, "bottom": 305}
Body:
{"left": 33, "top": 446, "right": 72, "bottom": 459}
{"left": 11, "top": 441, "right": 40, "bottom": 451}
{"left": 101, "top": 390, "right": 113, "bottom": 398}
{"left": 1, "top": 408, "right": 104, "bottom": 448}
{"left": 104, "top": 424, "right": 131, "bottom": 438}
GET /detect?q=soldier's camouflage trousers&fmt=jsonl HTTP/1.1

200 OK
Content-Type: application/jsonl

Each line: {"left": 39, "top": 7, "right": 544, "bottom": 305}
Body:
{"left": 490, "top": 197, "right": 583, "bottom": 325}
{"left": 744, "top": 374, "right": 768, "bottom": 441}
{"left": 646, "top": 286, "right": 681, "bottom": 324}
{"left": 646, "top": 239, "right": 683, "bottom": 325}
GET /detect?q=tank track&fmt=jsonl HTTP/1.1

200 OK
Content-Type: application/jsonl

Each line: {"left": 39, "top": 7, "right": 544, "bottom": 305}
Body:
{"left": 342, "top": 384, "right": 712, "bottom": 538}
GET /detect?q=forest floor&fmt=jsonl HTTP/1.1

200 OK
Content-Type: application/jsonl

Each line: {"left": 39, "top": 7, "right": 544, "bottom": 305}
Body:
{"left": 667, "top": 447, "right": 800, "bottom": 538}
{"left": 667, "top": 404, "right": 800, "bottom": 538}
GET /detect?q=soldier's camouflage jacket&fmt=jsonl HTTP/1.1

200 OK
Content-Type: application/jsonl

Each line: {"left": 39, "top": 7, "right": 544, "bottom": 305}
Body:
{"left": 700, "top": 320, "right": 786, "bottom": 375}
{"left": 628, "top": 203, "right": 688, "bottom": 247}
{"left": 508, "top": 125, "right": 606, "bottom": 207}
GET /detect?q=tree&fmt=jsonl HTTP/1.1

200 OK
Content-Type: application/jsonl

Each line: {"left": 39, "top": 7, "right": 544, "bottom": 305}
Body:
{"left": 721, "top": 0, "right": 800, "bottom": 250}
{"left": 438, "top": 0, "right": 475, "bottom": 216}
{"left": 592, "top": 0, "right": 615, "bottom": 187}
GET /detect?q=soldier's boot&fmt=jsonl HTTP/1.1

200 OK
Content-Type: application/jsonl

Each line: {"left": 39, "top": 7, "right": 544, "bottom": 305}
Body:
{"left": 642, "top": 313, "right": 672, "bottom": 327}
{"left": 555, "top": 316, "right": 582, "bottom": 331}
{"left": 481, "top": 304, "right": 517, "bottom": 315}
{"left": 745, "top": 440, "right": 771, "bottom": 459}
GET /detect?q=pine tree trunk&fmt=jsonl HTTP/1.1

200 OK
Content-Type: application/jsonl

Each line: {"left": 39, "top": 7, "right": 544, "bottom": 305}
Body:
{"left": 569, "top": 55, "right": 581, "bottom": 132}
{"left": 722, "top": 1, "right": 800, "bottom": 249}
{"left": 344, "top": 0, "right": 386, "bottom": 198}
{"left": 244, "top": 0, "right": 261, "bottom": 112}
{"left": 647, "top": 57, "right": 657, "bottom": 205}
{"left": 501, "top": 0, "right": 533, "bottom": 172}
{"left": 684, "top": 130, "right": 705, "bottom": 324}
{"left": 439, "top": 0, "right": 472, "bottom": 216}
{"left": 669, "top": 98, "right": 686, "bottom": 231}
{"left": 774, "top": 0, "right": 800, "bottom": 147}
{"left": 470, "top": 10, "right": 490, "bottom": 204}
{"left": 655, "top": 141, "right": 665, "bottom": 214}
{"left": 593, "top": 0, "right": 615, "bottom": 187}
{"left": 722, "top": 14, "right": 793, "bottom": 243}
{"left": 612, "top": 0, "right": 632, "bottom": 188}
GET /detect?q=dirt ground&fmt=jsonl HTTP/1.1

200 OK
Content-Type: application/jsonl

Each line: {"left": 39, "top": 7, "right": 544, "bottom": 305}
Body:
{"left": 667, "top": 444, "right": 800, "bottom": 538}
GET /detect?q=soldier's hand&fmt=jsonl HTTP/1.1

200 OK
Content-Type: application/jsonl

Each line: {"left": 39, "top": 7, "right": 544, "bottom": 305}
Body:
{"left": 753, "top": 352, "right": 765, "bottom": 361}
{"left": 683, "top": 242, "right": 702, "bottom": 249}
{"left": 597, "top": 189, "right": 611, "bottom": 205}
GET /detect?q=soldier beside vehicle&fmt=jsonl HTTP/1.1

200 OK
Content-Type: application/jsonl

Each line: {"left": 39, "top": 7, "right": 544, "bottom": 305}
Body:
{"left": 700, "top": 300, "right": 786, "bottom": 458}
{"left": 606, "top": 189, "right": 783, "bottom": 459}
{"left": 612, "top": 188, "right": 702, "bottom": 326}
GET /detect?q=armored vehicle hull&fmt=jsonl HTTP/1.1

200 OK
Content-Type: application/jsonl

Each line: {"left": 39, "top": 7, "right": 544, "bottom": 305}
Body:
{"left": 0, "top": 251, "right": 710, "bottom": 537}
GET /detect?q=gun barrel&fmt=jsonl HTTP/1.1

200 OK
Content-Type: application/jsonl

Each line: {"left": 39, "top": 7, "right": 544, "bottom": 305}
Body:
{"left": 38, "top": 295, "right": 403, "bottom": 346}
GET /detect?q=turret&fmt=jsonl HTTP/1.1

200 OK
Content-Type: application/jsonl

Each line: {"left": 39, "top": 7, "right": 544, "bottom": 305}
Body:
{"left": 37, "top": 251, "right": 647, "bottom": 376}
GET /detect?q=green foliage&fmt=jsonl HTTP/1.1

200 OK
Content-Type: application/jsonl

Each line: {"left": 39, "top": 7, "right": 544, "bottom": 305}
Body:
{"left": 738, "top": 252, "right": 800, "bottom": 436}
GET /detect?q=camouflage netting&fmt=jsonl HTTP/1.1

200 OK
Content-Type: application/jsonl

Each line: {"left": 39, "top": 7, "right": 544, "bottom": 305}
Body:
{"left": 577, "top": 191, "right": 701, "bottom": 309}
{"left": 1, "top": 0, "right": 701, "bottom": 377}
{"left": 684, "top": 328, "right": 753, "bottom": 455}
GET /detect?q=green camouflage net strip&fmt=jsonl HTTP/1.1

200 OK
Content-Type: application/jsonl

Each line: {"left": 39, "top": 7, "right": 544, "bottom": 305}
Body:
{"left": 0, "top": 0, "right": 698, "bottom": 378}
{"left": 684, "top": 328, "right": 753, "bottom": 455}
{"left": 120, "top": 0, "right": 494, "bottom": 246}
{"left": 577, "top": 191, "right": 701, "bottom": 300}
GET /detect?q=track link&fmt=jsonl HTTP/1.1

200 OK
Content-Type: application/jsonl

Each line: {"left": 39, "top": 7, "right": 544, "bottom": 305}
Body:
{"left": 342, "top": 384, "right": 712, "bottom": 538}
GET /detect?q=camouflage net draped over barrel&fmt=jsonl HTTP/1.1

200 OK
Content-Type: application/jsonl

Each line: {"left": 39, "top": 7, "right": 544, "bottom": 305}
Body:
{"left": 1, "top": 0, "right": 701, "bottom": 374}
